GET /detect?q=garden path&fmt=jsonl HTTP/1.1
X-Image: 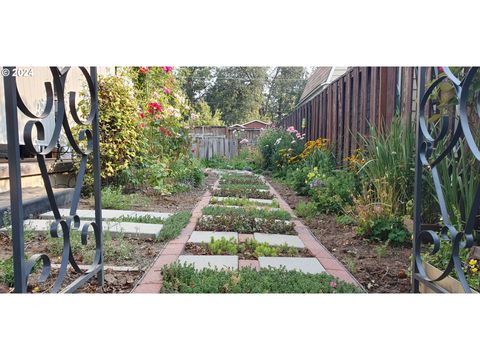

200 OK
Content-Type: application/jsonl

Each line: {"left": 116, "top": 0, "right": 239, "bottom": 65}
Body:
{"left": 134, "top": 170, "right": 361, "bottom": 292}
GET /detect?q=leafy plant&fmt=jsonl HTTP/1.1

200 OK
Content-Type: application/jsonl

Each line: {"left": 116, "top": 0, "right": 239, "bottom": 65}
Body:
{"left": 206, "top": 236, "right": 237, "bottom": 255}
{"left": 75, "top": 74, "right": 143, "bottom": 189}
{"left": 336, "top": 214, "right": 355, "bottom": 226}
{"left": 0, "top": 256, "right": 15, "bottom": 287}
{"left": 253, "top": 243, "right": 279, "bottom": 257}
{"left": 356, "top": 117, "right": 415, "bottom": 217}
{"left": 295, "top": 201, "right": 318, "bottom": 219}
{"left": 356, "top": 208, "right": 410, "bottom": 245}
{"left": 115, "top": 214, "right": 165, "bottom": 224}
{"left": 310, "top": 170, "right": 356, "bottom": 214}
{"left": 160, "top": 263, "right": 362, "bottom": 293}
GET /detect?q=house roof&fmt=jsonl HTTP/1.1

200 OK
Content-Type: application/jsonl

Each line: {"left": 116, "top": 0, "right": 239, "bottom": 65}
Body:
{"left": 298, "top": 67, "right": 332, "bottom": 104}
{"left": 298, "top": 67, "right": 349, "bottom": 105}
{"left": 242, "top": 120, "right": 270, "bottom": 126}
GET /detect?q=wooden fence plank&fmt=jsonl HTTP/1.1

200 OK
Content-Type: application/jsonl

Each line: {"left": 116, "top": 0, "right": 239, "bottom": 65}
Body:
{"left": 343, "top": 71, "right": 351, "bottom": 162}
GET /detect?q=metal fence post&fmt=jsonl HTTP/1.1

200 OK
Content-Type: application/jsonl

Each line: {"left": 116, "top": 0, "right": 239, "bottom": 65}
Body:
{"left": 3, "top": 67, "right": 27, "bottom": 293}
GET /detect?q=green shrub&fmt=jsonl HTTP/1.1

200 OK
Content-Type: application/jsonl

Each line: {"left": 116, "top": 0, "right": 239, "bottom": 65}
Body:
{"left": 75, "top": 75, "right": 143, "bottom": 189}
{"left": 161, "top": 263, "right": 361, "bottom": 293}
{"left": 158, "top": 211, "right": 192, "bottom": 242}
{"left": 253, "top": 243, "right": 279, "bottom": 257}
{"left": 357, "top": 214, "right": 410, "bottom": 245}
{"left": 285, "top": 166, "right": 311, "bottom": 195}
{"left": 295, "top": 201, "right": 318, "bottom": 219}
{"left": 310, "top": 171, "right": 356, "bottom": 214}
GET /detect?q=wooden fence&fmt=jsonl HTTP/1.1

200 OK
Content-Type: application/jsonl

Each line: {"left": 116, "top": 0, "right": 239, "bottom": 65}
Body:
{"left": 191, "top": 126, "right": 262, "bottom": 160}
{"left": 280, "top": 67, "right": 419, "bottom": 164}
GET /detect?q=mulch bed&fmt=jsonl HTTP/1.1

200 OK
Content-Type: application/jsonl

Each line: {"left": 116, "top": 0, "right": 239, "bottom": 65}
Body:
{"left": 184, "top": 242, "right": 313, "bottom": 260}
{"left": 266, "top": 176, "right": 412, "bottom": 293}
{"left": 80, "top": 170, "right": 218, "bottom": 213}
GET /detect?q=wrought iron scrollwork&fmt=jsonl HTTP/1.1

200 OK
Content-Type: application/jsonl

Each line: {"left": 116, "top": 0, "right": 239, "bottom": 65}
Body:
{"left": 3, "top": 66, "right": 103, "bottom": 293}
{"left": 413, "top": 67, "right": 479, "bottom": 293}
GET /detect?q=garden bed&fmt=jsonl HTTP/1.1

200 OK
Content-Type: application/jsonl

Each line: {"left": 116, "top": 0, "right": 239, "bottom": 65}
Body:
{"left": 184, "top": 239, "right": 313, "bottom": 259}
{"left": 266, "top": 177, "right": 412, "bottom": 293}
{"left": 196, "top": 214, "right": 295, "bottom": 234}
{"left": 160, "top": 263, "right": 361, "bottom": 293}
{"left": 212, "top": 188, "right": 273, "bottom": 200}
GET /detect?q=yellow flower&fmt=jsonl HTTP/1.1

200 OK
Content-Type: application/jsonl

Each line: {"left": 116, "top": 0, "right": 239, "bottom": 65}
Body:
{"left": 472, "top": 267, "right": 478, "bottom": 273}
{"left": 469, "top": 259, "right": 478, "bottom": 266}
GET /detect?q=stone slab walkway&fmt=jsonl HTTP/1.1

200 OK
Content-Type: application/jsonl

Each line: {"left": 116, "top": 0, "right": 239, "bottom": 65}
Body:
{"left": 40, "top": 208, "right": 171, "bottom": 221}
{"left": 188, "top": 231, "right": 238, "bottom": 243}
{"left": 258, "top": 257, "right": 325, "bottom": 274}
{"left": 3, "top": 219, "right": 163, "bottom": 240}
{"left": 177, "top": 255, "right": 238, "bottom": 270}
{"left": 253, "top": 233, "right": 305, "bottom": 248}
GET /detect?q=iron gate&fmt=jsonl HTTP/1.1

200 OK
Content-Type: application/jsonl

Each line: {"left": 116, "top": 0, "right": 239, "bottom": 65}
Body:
{"left": 413, "top": 67, "right": 479, "bottom": 293}
{"left": 2, "top": 66, "right": 103, "bottom": 293}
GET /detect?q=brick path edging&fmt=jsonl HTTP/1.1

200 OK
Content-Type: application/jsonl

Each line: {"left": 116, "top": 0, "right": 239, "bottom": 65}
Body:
{"left": 133, "top": 179, "right": 219, "bottom": 293}
{"left": 264, "top": 177, "right": 364, "bottom": 289}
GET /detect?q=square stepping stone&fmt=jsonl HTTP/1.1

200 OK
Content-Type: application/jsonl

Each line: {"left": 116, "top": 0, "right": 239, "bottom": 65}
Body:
{"left": 40, "top": 208, "right": 171, "bottom": 221}
{"left": 177, "top": 255, "right": 238, "bottom": 270}
{"left": 253, "top": 233, "right": 304, "bottom": 248}
{"left": 188, "top": 231, "right": 238, "bottom": 244}
{"left": 248, "top": 198, "right": 273, "bottom": 205}
{"left": 258, "top": 257, "right": 325, "bottom": 274}
{"left": 11, "top": 219, "right": 163, "bottom": 239}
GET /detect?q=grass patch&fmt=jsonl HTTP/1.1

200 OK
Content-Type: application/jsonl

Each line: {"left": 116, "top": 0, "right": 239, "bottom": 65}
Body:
{"left": 0, "top": 257, "right": 14, "bottom": 287}
{"left": 294, "top": 201, "right": 318, "bottom": 219}
{"left": 158, "top": 211, "right": 192, "bottom": 242}
{"left": 90, "top": 186, "right": 151, "bottom": 210}
{"left": 202, "top": 206, "right": 291, "bottom": 221}
{"left": 114, "top": 214, "right": 165, "bottom": 224}
{"left": 47, "top": 228, "right": 134, "bottom": 263}
{"left": 161, "top": 263, "right": 361, "bottom": 293}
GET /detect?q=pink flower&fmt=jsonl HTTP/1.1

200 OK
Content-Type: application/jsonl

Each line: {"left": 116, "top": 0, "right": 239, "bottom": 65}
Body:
{"left": 139, "top": 122, "right": 145, "bottom": 128}
{"left": 153, "top": 91, "right": 159, "bottom": 99}
{"left": 147, "top": 102, "right": 163, "bottom": 115}
{"left": 139, "top": 67, "right": 149, "bottom": 74}
{"left": 296, "top": 132, "right": 301, "bottom": 139}
{"left": 163, "top": 86, "right": 171, "bottom": 95}
{"left": 438, "top": 66, "right": 444, "bottom": 73}
{"left": 329, "top": 281, "right": 337, "bottom": 289}
{"left": 286, "top": 126, "right": 296, "bottom": 133}
{"left": 139, "top": 112, "right": 145, "bottom": 119}
{"left": 162, "top": 66, "right": 174, "bottom": 73}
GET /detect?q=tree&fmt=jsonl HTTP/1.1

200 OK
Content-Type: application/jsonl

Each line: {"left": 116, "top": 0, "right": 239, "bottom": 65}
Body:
{"left": 205, "top": 67, "right": 268, "bottom": 125}
{"left": 263, "top": 67, "right": 309, "bottom": 123}
{"left": 177, "top": 67, "right": 214, "bottom": 105}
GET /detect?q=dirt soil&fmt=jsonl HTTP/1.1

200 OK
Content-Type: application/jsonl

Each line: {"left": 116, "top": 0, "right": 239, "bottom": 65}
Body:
{"left": 266, "top": 176, "right": 412, "bottom": 293}
{"left": 79, "top": 170, "right": 218, "bottom": 213}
